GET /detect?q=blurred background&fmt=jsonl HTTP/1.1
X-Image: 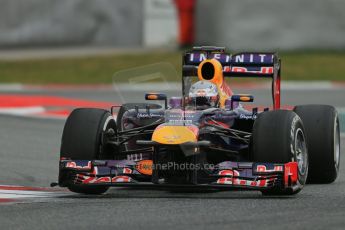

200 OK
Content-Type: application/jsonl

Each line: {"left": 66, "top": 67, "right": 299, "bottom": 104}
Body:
{"left": 1, "top": 0, "right": 345, "bottom": 50}
{"left": 0, "top": 0, "right": 345, "bottom": 83}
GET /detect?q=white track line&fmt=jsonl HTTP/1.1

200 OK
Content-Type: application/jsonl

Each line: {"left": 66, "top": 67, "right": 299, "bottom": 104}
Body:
{"left": 0, "top": 185, "right": 68, "bottom": 203}
{"left": 281, "top": 81, "right": 335, "bottom": 90}
{"left": 0, "top": 84, "right": 24, "bottom": 91}
{"left": 0, "top": 106, "right": 45, "bottom": 115}
{"left": 0, "top": 190, "right": 64, "bottom": 199}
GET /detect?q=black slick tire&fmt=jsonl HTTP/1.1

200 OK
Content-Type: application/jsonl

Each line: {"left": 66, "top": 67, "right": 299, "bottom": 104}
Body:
{"left": 294, "top": 105, "right": 340, "bottom": 183}
{"left": 60, "top": 108, "right": 117, "bottom": 194}
{"left": 252, "top": 110, "right": 308, "bottom": 195}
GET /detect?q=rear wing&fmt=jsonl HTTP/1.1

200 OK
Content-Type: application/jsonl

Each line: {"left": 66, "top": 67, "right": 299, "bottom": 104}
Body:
{"left": 182, "top": 47, "right": 281, "bottom": 109}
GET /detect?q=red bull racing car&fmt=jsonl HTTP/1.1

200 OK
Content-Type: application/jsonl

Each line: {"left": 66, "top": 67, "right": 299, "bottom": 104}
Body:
{"left": 55, "top": 46, "right": 341, "bottom": 195}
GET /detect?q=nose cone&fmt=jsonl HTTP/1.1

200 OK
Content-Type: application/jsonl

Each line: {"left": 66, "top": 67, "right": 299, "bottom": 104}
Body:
{"left": 152, "top": 125, "right": 198, "bottom": 144}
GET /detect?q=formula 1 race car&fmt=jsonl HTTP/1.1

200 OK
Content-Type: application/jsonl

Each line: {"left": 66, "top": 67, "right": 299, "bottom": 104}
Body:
{"left": 55, "top": 46, "right": 340, "bottom": 195}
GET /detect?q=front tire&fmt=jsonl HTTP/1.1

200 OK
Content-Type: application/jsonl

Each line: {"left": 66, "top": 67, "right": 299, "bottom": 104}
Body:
{"left": 60, "top": 108, "right": 117, "bottom": 194}
{"left": 252, "top": 110, "right": 308, "bottom": 195}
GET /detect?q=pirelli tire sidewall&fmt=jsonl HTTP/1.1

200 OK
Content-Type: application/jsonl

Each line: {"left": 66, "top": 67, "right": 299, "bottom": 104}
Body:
{"left": 290, "top": 114, "right": 308, "bottom": 190}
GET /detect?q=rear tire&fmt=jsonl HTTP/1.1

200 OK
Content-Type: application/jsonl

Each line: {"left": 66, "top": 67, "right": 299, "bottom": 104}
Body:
{"left": 294, "top": 105, "right": 340, "bottom": 183}
{"left": 60, "top": 108, "right": 117, "bottom": 194}
{"left": 252, "top": 110, "right": 308, "bottom": 195}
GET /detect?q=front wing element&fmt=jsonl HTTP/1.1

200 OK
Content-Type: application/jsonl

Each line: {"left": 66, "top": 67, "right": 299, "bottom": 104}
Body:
{"left": 58, "top": 159, "right": 299, "bottom": 192}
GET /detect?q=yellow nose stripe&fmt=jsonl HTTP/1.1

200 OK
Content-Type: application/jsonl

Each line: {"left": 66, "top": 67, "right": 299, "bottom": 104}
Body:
{"left": 152, "top": 126, "right": 197, "bottom": 144}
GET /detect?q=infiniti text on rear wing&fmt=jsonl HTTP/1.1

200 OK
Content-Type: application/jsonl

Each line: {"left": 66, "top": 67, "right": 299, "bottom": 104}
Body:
{"left": 183, "top": 52, "right": 280, "bottom": 78}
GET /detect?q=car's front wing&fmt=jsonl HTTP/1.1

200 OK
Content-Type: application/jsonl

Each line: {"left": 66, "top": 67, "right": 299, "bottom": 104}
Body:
{"left": 58, "top": 159, "right": 299, "bottom": 192}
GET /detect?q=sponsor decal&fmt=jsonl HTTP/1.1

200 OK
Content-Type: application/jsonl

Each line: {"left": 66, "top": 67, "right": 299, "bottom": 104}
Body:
{"left": 223, "top": 66, "right": 231, "bottom": 72}
{"left": 168, "top": 120, "right": 193, "bottom": 125}
{"left": 232, "top": 54, "right": 274, "bottom": 64}
{"left": 187, "top": 53, "right": 231, "bottom": 64}
{"left": 216, "top": 177, "right": 269, "bottom": 187}
{"left": 79, "top": 175, "right": 132, "bottom": 184}
{"left": 166, "top": 113, "right": 197, "bottom": 119}
{"left": 66, "top": 161, "right": 92, "bottom": 170}
{"left": 137, "top": 113, "right": 164, "bottom": 118}
{"left": 165, "top": 111, "right": 202, "bottom": 125}
{"left": 239, "top": 114, "right": 257, "bottom": 120}
{"left": 216, "top": 168, "right": 271, "bottom": 187}
{"left": 136, "top": 160, "right": 153, "bottom": 176}
{"left": 217, "top": 177, "right": 233, "bottom": 185}
{"left": 230, "top": 66, "right": 274, "bottom": 74}
{"left": 187, "top": 53, "right": 274, "bottom": 65}
{"left": 256, "top": 165, "right": 284, "bottom": 173}
{"left": 218, "top": 169, "right": 240, "bottom": 176}
{"left": 122, "top": 168, "right": 133, "bottom": 174}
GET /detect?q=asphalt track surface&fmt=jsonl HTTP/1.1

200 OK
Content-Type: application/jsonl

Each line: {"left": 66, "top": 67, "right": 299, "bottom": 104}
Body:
{"left": 0, "top": 87, "right": 345, "bottom": 230}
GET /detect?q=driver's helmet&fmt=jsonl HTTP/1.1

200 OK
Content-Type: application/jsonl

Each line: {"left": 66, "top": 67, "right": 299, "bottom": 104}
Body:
{"left": 188, "top": 80, "right": 219, "bottom": 109}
